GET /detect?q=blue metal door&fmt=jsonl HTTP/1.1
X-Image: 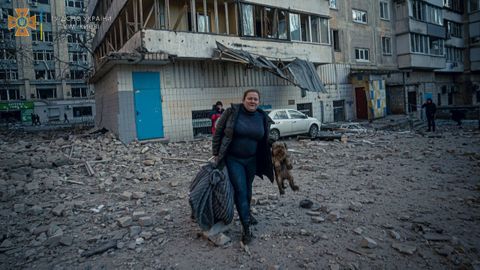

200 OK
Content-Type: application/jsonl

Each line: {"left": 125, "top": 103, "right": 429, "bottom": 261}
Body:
{"left": 132, "top": 72, "right": 164, "bottom": 140}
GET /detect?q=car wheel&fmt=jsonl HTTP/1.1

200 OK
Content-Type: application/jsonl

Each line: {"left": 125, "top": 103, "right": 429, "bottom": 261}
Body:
{"left": 270, "top": 129, "right": 280, "bottom": 141}
{"left": 308, "top": 124, "right": 319, "bottom": 138}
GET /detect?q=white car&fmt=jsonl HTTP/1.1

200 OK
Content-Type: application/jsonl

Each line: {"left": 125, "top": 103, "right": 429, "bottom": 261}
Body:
{"left": 267, "top": 109, "right": 321, "bottom": 141}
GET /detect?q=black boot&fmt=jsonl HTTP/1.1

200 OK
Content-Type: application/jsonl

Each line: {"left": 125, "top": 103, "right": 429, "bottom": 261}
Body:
{"left": 241, "top": 226, "right": 253, "bottom": 244}
{"left": 250, "top": 214, "right": 258, "bottom": 225}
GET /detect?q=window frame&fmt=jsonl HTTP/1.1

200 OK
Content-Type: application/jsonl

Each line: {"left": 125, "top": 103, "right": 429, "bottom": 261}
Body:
{"left": 352, "top": 9, "right": 367, "bottom": 24}
{"left": 380, "top": 1, "right": 390, "bottom": 20}
{"left": 355, "top": 48, "right": 370, "bottom": 62}
{"left": 382, "top": 36, "right": 392, "bottom": 55}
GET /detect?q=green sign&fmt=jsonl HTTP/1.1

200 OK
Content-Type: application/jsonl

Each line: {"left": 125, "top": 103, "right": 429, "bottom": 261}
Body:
{"left": 0, "top": 101, "right": 34, "bottom": 111}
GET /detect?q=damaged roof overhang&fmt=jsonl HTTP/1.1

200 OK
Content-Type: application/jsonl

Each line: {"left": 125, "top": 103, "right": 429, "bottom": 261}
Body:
{"left": 214, "top": 42, "right": 327, "bottom": 97}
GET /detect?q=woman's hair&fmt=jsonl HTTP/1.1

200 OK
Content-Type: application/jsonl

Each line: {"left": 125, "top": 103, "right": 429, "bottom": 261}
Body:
{"left": 215, "top": 101, "right": 223, "bottom": 106}
{"left": 242, "top": 89, "right": 260, "bottom": 100}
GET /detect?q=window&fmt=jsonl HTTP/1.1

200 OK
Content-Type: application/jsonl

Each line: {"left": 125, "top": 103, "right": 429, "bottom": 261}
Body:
{"left": 319, "top": 17, "right": 329, "bottom": 44}
{"left": 273, "top": 111, "right": 288, "bottom": 120}
{"left": 446, "top": 46, "right": 463, "bottom": 63}
{"left": 380, "top": 2, "right": 390, "bottom": 20}
{"left": 290, "top": 13, "right": 301, "bottom": 41}
{"left": 36, "top": 88, "right": 57, "bottom": 99}
{"left": 330, "top": 0, "right": 337, "bottom": 9}
{"left": 197, "top": 14, "right": 210, "bottom": 33}
{"left": 446, "top": 21, "right": 462, "bottom": 38}
{"left": 444, "top": 0, "right": 464, "bottom": 13}
{"left": 37, "top": 0, "right": 49, "bottom": 4}
{"left": 332, "top": 30, "right": 340, "bottom": 51}
{"left": 240, "top": 4, "right": 288, "bottom": 40}
{"left": 410, "top": 33, "right": 429, "bottom": 54}
{"left": 69, "top": 52, "right": 88, "bottom": 62}
{"left": 71, "top": 87, "right": 88, "bottom": 98}
{"left": 352, "top": 9, "right": 367, "bottom": 24}
{"left": 240, "top": 4, "right": 254, "bottom": 36}
{"left": 382, "top": 37, "right": 392, "bottom": 55}
{"left": 288, "top": 110, "right": 305, "bottom": 119}
{"left": 0, "top": 89, "right": 19, "bottom": 101}
{"left": 469, "top": 0, "right": 479, "bottom": 12}
{"left": 0, "top": 49, "right": 16, "bottom": 60}
{"left": 0, "top": 29, "right": 14, "bottom": 41}
{"left": 429, "top": 38, "right": 444, "bottom": 55}
{"left": 35, "top": 70, "right": 55, "bottom": 80}
{"left": 355, "top": 48, "right": 369, "bottom": 61}
{"left": 0, "top": 70, "right": 18, "bottom": 81}
{"left": 31, "top": 31, "right": 53, "bottom": 42}
{"left": 33, "top": 50, "right": 54, "bottom": 62}
{"left": 65, "top": 0, "right": 84, "bottom": 8}
{"left": 411, "top": 0, "right": 443, "bottom": 25}
{"left": 73, "top": 106, "right": 92, "bottom": 117}
{"left": 30, "top": 11, "right": 52, "bottom": 23}
{"left": 70, "top": 70, "right": 85, "bottom": 80}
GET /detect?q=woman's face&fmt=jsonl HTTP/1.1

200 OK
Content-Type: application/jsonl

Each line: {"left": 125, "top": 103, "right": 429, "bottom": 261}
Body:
{"left": 243, "top": 92, "right": 260, "bottom": 112}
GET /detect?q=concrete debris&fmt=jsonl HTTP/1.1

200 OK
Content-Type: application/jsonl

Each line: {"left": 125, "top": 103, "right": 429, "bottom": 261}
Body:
{"left": 391, "top": 242, "right": 417, "bottom": 255}
{"left": 0, "top": 122, "right": 478, "bottom": 269}
{"left": 360, "top": 237, "right": 378, "bottom": 249}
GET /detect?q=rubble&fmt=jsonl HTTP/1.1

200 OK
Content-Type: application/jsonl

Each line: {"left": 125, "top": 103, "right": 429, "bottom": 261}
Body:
{"left": 0, "top": 123, "right": 478, "bottom": 269}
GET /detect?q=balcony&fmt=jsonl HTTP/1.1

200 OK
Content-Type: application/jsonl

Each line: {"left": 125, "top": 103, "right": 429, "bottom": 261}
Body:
{"left": 397, "top": 53, "right": 446, "bottom": 69}
{"left": 140, "top": 30, "right": 332, "bottom": 64}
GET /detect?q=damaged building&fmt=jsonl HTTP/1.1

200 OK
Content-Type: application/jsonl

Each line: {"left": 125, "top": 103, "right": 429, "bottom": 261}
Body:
{"left": 87, "top": 0, "right": 353, "bottom": 143}
{"left": 0, "top": 0, "right": 95, "bottom": 125}
{"left": 87, "top": 0, "right": 480, "bottom": 143}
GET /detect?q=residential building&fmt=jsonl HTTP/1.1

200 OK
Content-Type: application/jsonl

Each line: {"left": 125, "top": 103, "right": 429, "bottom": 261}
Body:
{"left": 88, "top": 0, "right": 479, "bottom": 143}
{"left": 88, "top": 0, "right": 355, "bottom": 143}
{"left": 0, "top": 0, "right": 94, "bottom": 125}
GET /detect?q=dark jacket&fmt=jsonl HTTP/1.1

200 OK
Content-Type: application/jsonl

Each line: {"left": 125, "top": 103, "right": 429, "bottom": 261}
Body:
{"left": 422, "top": 102, "right": 437, "bottom": 118}
{"left": 212, "top": 104, "right": 274, "bottom": 183}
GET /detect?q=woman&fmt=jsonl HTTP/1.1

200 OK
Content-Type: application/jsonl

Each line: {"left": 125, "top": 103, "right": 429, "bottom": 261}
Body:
{"left": 212, "top": 89, "right": 274, "bottom": 244}
{"left": 210, "top": 101, "right": 224, "bottom": 134}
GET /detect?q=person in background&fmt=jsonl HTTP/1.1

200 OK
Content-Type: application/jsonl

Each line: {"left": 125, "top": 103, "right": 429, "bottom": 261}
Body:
{"left": 64, "top": 113, "right": 69, "bottom": 123}
{"left": 422, "top": 98, "right": 437, "bottom": 132}
{"left": 210, "top": 101, "right": 224, "bottom": 135}
{"left": 212, "top": 89, "right": 274, "bottom": 244}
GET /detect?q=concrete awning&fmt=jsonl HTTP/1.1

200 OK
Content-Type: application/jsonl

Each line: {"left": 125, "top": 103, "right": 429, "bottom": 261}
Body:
{"left": 214, "top": 42, "right": 326, "bottom": 97}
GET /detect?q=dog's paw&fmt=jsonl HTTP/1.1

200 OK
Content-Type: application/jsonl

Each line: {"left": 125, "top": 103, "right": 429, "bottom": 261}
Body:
{"left": 292, "top": 185, "right": 299, "bottom": 191}
{"left": 279, "top": 189, "right": 285, "bottom": 195}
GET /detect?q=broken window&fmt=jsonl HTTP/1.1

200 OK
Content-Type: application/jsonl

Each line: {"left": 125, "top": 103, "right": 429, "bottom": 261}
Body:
{"left": 241, "top": 4, "right": 254, "bottom": 36}
{"left": 197, "top": 14, "right": 211, "bottom": 32}
{"left": 278, "top": 10, "right": 287, "bottom": 39}
{"left": 37, "top": 88, "right": 57, "bottom": 99}
{"left": 289, "top": 13, "right": 300, "bottom": 41}
{"left": 72, "top": 87, "right": 88, "bottom": 98}
{"left": 73, "top": 106, "right": 93, "bottom": 117}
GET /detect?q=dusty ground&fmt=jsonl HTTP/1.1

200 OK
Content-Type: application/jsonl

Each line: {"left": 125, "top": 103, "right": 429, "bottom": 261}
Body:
{"left": 0, "top": 121, "right": 479, "bottom": 270}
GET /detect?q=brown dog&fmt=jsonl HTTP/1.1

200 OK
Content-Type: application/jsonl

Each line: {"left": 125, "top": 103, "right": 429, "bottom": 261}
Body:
{"left": 271, "top": 141, "right": 298, "bottom": 195}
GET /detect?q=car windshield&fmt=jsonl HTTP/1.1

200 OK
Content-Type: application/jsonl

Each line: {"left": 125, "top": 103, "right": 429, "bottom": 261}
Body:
{"left": 288, "top": 110, "right": 305, "bottom": 119}
{"left": 273, "top": 110, "right": 288, "bottom": 120}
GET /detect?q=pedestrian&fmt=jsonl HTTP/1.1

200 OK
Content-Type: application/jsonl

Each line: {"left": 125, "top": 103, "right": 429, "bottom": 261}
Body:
{"left": 64, "top": 113, "right": 69, "bottom": 123}
{"left": 35, "top": 114, "right": 41, "bottom": 126}
{"left": 212, "top": 89, "right": 274, "bottom": 244}
{"left": 210, "top": 101, "right": 224, "bottom": 134}
{"left": 31, "top": 112, "right": 35, "bottom": 126}
{"left": 422, "top": 98, "right": 437, "bottom": 132}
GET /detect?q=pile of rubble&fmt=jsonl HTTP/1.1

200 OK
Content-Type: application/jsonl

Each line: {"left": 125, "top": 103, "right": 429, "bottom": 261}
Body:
{"left": 0, "top": 124, "right": 479, "bottom": 269}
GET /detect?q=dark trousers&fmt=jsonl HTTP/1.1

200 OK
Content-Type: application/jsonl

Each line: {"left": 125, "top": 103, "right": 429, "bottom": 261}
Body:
{"left": 225, "top": 155, "right": 256, "bottom": 229}
{"left": 427, "top": 115, "right": 435, "bottom": 131}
